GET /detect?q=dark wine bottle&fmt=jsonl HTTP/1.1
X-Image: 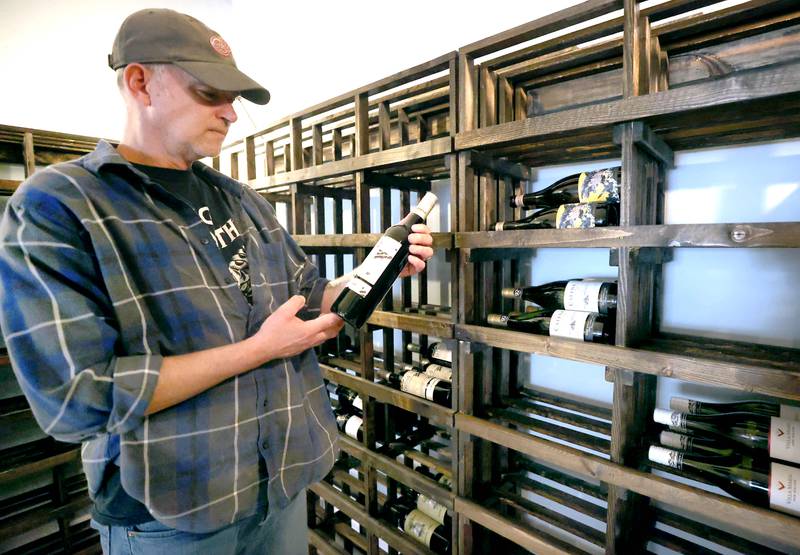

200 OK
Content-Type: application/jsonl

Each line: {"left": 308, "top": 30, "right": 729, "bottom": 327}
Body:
{"left": 334, "top": 384, "right": 363, "bottom": 415}
{"left": 333, "top": 193, "right": 438, "bottom": 328}
{"left": 509, "top": 166, "right": 621, "bottom": 209}
{"left": 407, "top": 342, "right": 453, "bottom": 366}
{"left": 386, "top": 369, "right": 451, "bottom": 407}
{"left": 382, "top": 497, "right": 451, "bottom": 554}
{"left": 487, "top": 309, "right": 615, "bottom": 344}
{"left": 659, "top": 430, "right": 739, "bottom": 458}
{"left": 501, "top": 279, "right": 617, "bottom": 314}
{"left": 648, "top": 446, "right": 800, "bottom": 516}
{"left": 670, "top": 397, "right": 800, "bottom": 421}
{"left": 336, "top": 412, "right": 365, "bottom": 441}
{"left": 495, "top": 201, "right": 619, "bottom": 231}
{"left": 653, "top": 409, "right": 800, "bottom": 464}
{"left": 398, "top": 485, "right": 452, "bottom": 528}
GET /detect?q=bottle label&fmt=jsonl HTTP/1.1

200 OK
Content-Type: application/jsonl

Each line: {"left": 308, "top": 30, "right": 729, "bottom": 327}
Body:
{"left": 403, "top": 509, "right": 439, "bottom": 547}
{"left": 648, "top": 446, "right": 683, "bottom": 469}
{"left": 417, "top": 495, "right": 448, "bottom": 525}
{"left": 769, "top": 417, "right": 800, "bottom": 464}
{"left": 353, "top": 396, "right": 363, "bottom": 411}
{"left": 578, "top": 168, "right": 620, "bottom": 203}
{"left": 669, "top": 397, "right": 696, "bottom": 413}
{"left": 549, "top": 309, "right": 591, "bottom": 340}
{"left": 770, "top": 462, "right": 800, "bottom": 517}
{"left": 564, "top": 280, "right": 604, "bottom": 313}
{"left": 556, "top": 203, "right": 598, "bottom": 229}
{"left": 431, "top": 344, "right": 452, "bottom": 364}
{"left": 401, "top": 371, "right": 436, "bottom": 400}
{"left": 411, "top": 192, "right": 438, "bottom": 220}
{"left": 653, "top": 408, "right": 686, "bottom": 428}
{"left": 344, "top": 415, "right": 362, "bottom": 440}
{"left": 424, "top": 364, "right": 452, "bottom": 381}
{"left": 781, "top": 405, "right": 800, "bottom": 421}
{"left": 345, "top": 276, "right": 372, "bottom": 298}
{"left": 356, "top": 236, "right": 402, "bottom": 285}
{"left": 660, "top": 431, "right": 692, "bottom": 450}
{"left": 438, "top": 475, "right": 453, "bottom": 489}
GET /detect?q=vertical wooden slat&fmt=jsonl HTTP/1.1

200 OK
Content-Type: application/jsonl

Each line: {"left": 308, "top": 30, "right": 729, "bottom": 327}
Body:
{"left": 514, "top": 86, "right": 529, "bottom": 121}
{"left": 291, "top": 184, "right": 306, "bottom": 236}
{"left": 332, "top": 128, "right": 343, "bottom": 161}
{"left": 291, "top": 117, "right": 304, "bottom": 172}
{"left": 245, "top": 136, "right": 257, "bottom": 181}
{"left": 479, "top": 66, "right": 497, "bottom": 128}
{"left": 378, "top": 101, "right": 391, "bottom": 151}
{"left": 212, "top": 156, "right": 220, "bottom": 171}
{"left": 457, "top": 152, "right": 477, "bottom": 325}
{"left": 397, "top": 108, "right": 410, "bottom": 146}
{"left": 316, "top": 196, "right": 327, "bottom": 277}
{"left": 417, "top": 114, "right": 428, "bottom": 143}
{"left": 498, "top": 77, "right": 514, "bottom": 124}
{"left": 265, "top": 141, "right": 275, "bottom": 176}
{"left": 334, "top": 197, "right": 345, "bottom": 278}
{"left": 229, "top": 151, "right": 239, "bottom": 181}
{"left": 448, "top": 55, "right": 459, "bottom": 137}
{"left": 283, "top": 145, "right": 292, "bottom": 173}
{"left": 458, "top": 53, "right": 477, "bottom": 132}
{"left": 355, "top": 93, "right": 370, "bottom": 157}
{"left": 22, "top": 132, "right": 35, "bottom": 177}
{"left": 312, "top": 124, "right": 324, "bottom": 166}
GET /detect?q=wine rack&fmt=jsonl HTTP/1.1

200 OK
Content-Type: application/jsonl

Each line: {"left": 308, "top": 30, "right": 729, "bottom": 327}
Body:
{"left": 214, "top": 1, "right": 800, "bottom": 553}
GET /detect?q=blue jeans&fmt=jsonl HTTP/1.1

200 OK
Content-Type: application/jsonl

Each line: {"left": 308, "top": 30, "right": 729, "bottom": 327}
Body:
{"left": 90, "top": 491, "right": 307, "bottom": 555}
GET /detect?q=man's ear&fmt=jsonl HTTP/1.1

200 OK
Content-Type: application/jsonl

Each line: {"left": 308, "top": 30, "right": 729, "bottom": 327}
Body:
{"left": 123, "top": 63, "right": 152, "bottom": 107}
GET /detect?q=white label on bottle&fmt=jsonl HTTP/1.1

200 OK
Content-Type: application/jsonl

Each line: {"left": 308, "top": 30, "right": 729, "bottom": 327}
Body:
{"left": 769, "top": 417, "right": 800, "bottom": 464}
{"left": 403, "top": 509, "right": 439, "bottom": 547}
{"left": 352, "top": 396, "right": 363, "bottom": 411}
{"left": 648, "top": 446, "right": 682, "bottom": 468}
{"left": 781, "top": 405, "right": 800, "bottom": 421}
{"left": 417, "top": 495, "right": 448, "bottom": 525}
{"left": 564, "top": 280, "right": 603, "bottom": 313}
{"left": 431, "top": 344, "right": 453, "bottom": 364}
{"left": 401, "top": 371, "right": 435, "bottom": 400}
{"left": 549, "top": 309, "right": 591, "bottom": 340}
{"left": 424, "top": 364, "right": 452, "bottom": 382}
{"left": 770, "top": 462, "right": 800, "bottom": 517}
{"left": 660, "top": 431, "right": 691, "bottom": 450}
{"left": 424, "top": 377, "right": 443, "bottom": 401}
{"left": 345, "top": 276, "right": 372, "bottom": 298}
{"left": 653, "top": 409, "right": 686, "bottom": 428}
{"left": 669, "top": 397, "right": 695, "bottom": 413}
{"left": 356, "top": 236, "right": 402, "bottom": 285}
{"left": 344, "top": 415, "right": 362, "bottom": 440}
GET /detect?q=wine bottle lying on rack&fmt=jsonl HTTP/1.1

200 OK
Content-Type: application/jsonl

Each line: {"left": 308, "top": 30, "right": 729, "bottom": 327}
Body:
{"left": 408, "top": 342, "right": 453, "bottom": 366}
{"left": 510, "top": 166, "right": 621, "bottom": 209}
{"left": 501, "top": 279, "right": 617, "bottom": 314}
{"left": 382, "top": 497, "right": 451, "bottom": 554}
{"left": 385, "top": 369, "right": 451, "bottom": 407}
{"left": 670, "top": 397, "right": 800, "bottom": 420}
{"left": 420, "top": 362, "right": 452, "bottom": 382}
{"left": 332, "top": 192, "right": 438, "bottom": 328}
{"left": 487, "top": 309, "right": 615, "bottom": 344}
{"left": 653, "top": 409, "right": 800, "bottom": 464}
{"left": 659, "top": 430, "right": 740, "bottom": 458}
{"left": 494, "top": 201, "right": 619, "bottom": 231}
{"left": 398, "top": 484, "right": 452, "bottom": 528}
{"left": 648, "top": 445, "right": 800, "bottom": 517}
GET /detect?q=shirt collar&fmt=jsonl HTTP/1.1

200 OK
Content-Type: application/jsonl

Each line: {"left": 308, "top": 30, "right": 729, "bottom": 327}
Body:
{"left": 85, "top": 139, "right": 244, "bottom": 200}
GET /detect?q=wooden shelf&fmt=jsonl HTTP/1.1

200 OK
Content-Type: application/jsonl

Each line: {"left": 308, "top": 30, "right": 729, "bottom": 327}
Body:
{"left": 0, "top": 438, "right": 80, "bottom": 485}
{"left": 294, "top": 231, "right": 454, "bottom": 249}
{"left": 455, "top": 324, "right": 800, "bottom": 401}
{"left": 3, "top": 516, "right": 100, "bottom": 555}
{"left": 456, "top": 222, "right": 800, "bottom": 251}
{"left": 456, "top": 413, "right": 800, "bottom": 552}
{"left": 368, "top": 310, "right": 454, "bottom": 338}
{"left": 320, "top": 363, "right": 454, "bottom": 426}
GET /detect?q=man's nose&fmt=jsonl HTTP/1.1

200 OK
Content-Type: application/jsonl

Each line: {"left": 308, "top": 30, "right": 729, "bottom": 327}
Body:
{"left": 220, "top": 101, "right": 238, "bottom": 125}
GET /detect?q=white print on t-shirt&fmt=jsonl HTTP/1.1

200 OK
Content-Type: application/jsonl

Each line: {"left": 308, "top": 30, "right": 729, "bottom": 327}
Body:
{"left": 198, "top": 206, "right": 242, "bottom": 249}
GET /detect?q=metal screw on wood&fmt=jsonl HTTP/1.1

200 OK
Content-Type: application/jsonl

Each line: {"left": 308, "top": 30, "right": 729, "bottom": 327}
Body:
{"left": 730, "top": 226, "right": 748, "bottom": 243}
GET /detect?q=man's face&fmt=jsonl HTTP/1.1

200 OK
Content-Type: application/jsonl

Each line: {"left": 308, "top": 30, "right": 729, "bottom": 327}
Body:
{"left": 147, "top": 65, "right": 238, "bottom": 163}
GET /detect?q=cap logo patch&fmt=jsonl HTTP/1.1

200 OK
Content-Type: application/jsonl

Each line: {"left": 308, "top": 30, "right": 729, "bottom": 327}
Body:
{"left": 210, "top": 35, "right": 232, "bottom": 57}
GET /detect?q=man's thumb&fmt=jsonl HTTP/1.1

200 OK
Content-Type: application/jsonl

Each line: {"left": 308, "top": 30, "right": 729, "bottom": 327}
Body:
{"left": 280, "top": 295, "right": 307, "bottom": 317}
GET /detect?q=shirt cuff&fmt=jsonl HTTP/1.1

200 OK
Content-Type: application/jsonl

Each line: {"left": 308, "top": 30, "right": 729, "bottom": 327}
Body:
{"left": 109, "top": 353, "right": 163, "bottom": 435}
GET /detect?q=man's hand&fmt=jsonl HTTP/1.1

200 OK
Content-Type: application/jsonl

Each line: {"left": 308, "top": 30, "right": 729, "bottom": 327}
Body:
{"left": 400, "top": 222, "right": 434, "bottom": 278}
{"left": 252, "top": 295, "right": 344, "bottom": 362}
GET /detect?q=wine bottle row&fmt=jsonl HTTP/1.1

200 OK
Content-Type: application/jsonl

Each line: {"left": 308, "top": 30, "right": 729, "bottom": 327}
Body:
{"left": 496, "top": 167, "right": 621, "bottom": 230}
{"left": 488, "top": 278, "right": 617, "bottom": 344}
{"left": 649, "top": 396, "right": 800, "bottom": 517}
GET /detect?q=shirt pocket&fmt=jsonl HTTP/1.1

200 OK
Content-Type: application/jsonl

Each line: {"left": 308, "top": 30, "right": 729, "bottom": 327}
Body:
{"left": 254, "top": 240, "right": 290, "bottom": 311}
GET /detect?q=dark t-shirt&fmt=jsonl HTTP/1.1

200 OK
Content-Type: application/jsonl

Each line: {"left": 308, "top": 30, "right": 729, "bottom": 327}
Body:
{"left": 92, "top": 162, "right": 252, "bottom": 526}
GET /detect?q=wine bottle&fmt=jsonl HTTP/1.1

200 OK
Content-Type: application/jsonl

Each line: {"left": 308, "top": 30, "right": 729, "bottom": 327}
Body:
{"left": 509, "top": 166, "right": 621, "bottom": 209}
{"left": 487, "top": 309, "right": 615, "bottom": 344}
{"left": 501, "top": 279, "right": 617, "bottom": 314}
{"left": 670, "top": 397, "right": 800, "bottom": 421}
{"left": 648, "top": 446, "right": 800, "bottom": 516}
{"left": 382, "top": 497, "right": 451, "bottom": 554}
{"left": 336, "top": 412, "right": 365, "bottom": 441}
{"left": 385, "top": 370, "right": 451, "bottom": 407}
{"left": 408, "top": 342, "right": 453, "bottom": 366}
{"left": 333, "top": 384, "right": 363, "bottom": 415}
{"left": 495, "top": 201, "right": 619, "bottom": 231}
{"left": 421, "top": 362, "right": 452, "bottom": 382}
{"left": 659, "top": 430, "right": 739, "bottom": 458}
{"left": 653, "top": 409, "right": 800, "bottom": 464}
{"left": 333, "top": 193, "right": 438, "bottom": 328}
{"left": 397, "top": 484, "right": 452, "bottom": 528}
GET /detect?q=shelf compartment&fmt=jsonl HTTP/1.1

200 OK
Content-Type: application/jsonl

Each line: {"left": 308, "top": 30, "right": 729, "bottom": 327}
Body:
{"left": 0, "top": 438, "right": 80, "bottom": 485}
{"left": 456, "top": 412, "right": 800, "bottom": 551}
{"left": 3, "top": 516, "right": 100, "bottom": 555}
{"left": 456, "top": 222, "right": 800, "bottom": 251}
{"left": 455, "top": 324, "right": 800, "bottom": 401}
{"left": 367, "top": 310, "right": 454, "bottom": 339}
{"left": 320, "top": 364, "right": 454, "bottom": 427}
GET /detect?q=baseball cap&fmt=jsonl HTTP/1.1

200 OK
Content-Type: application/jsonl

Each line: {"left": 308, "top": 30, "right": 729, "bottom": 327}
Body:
{"left": 109, "top": 8, "right": 270, "bottom": 105}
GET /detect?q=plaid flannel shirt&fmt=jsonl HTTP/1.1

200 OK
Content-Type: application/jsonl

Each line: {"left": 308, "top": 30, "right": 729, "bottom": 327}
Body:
{"left": 0, "top": 141, "right": 338, "bottom": 533}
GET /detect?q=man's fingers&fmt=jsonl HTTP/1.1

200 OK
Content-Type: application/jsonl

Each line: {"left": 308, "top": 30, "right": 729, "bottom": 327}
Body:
{"left": 409, "top": 245, "right": 433, "bottom": 261}
{"left": 406, "top": 255, "right": 426, "bottom": 274}
{"left": 277, "top": 295, "right": 307, "bottom": 317}
{"left": 304, "top": 312, "right": 344, "bottom": 335}
{"left": 410, "top": 223, "right": 431, "bottom": 234}
{"left": 408, "top": 232, "right": 433, "bottom": 247}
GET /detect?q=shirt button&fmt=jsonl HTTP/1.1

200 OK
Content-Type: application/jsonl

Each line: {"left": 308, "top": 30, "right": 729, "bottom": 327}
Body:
{"left": 201, "top": 238, "right": 210, "bottom": 245}
{"left": 261, "top": 440, "right": 269, "bottom": 450}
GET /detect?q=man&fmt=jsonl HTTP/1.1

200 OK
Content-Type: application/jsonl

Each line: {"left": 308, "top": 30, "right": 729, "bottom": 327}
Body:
{"left": 0, "top": 8, "right": 434, "bottom": 554}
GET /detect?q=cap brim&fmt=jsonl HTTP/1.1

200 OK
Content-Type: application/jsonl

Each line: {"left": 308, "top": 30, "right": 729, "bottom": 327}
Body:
{"left": 174, "top": 60, "right": 270, "bottom": 105}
